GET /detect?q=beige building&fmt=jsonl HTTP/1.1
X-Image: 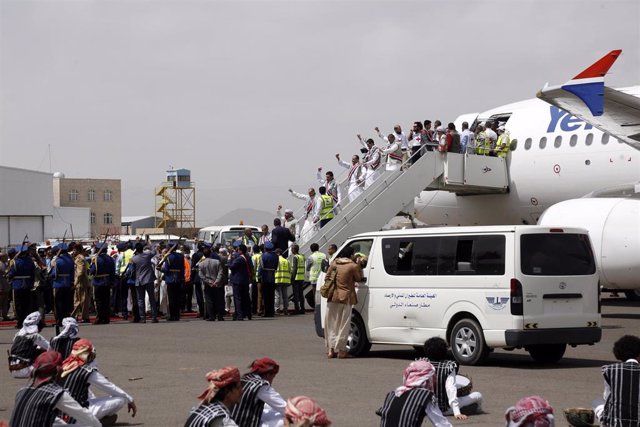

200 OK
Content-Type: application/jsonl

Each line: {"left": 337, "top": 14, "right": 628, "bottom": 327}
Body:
{"left": 53, "top": 173, "right": 121, "bottom": 237}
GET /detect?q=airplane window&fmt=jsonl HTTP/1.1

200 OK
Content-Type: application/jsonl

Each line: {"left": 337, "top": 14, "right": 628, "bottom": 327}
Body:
{"left": 524, "top": 138, "right": 532, "bottom": 150}
{"left": 601, "top": 133, "right": 610, "bottom": 145}
{"left": 569, "top": 134, "right": 578, "bottom": 147}
{"left": 554, "top": 135, "right": 562, "bottom": 148}
{"left": 585, "top": 133, "right": 593, "bottom": 146}
{"left": 511, "top": 139, "right": 518, "bottom": 151}
{"left": 539, "top": 137, "right": 547, "bottom": 149}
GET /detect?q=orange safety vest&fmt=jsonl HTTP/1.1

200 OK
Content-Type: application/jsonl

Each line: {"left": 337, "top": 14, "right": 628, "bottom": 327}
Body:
{"left": 184, "top": 257, "right": 191, "bottom": 282}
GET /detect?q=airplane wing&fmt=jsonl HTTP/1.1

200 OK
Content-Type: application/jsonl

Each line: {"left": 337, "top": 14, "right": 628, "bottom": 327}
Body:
{"left": 537, "top": 49, "right": 640, "bottom": 151}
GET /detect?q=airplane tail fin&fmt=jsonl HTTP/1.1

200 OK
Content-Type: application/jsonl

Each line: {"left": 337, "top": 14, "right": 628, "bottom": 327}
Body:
{"left": 560, "top": 49, "right": 622, "bottom": 116}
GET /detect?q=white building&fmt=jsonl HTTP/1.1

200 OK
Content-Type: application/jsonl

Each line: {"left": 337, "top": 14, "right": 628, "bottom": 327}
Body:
{"left": 0, "top": 166, "right": 90, "bottom": 247}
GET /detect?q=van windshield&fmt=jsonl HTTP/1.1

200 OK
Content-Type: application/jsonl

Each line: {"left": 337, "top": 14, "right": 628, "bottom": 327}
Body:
{"left": 220, "top": 231, "right": 244, "bottom": 246}
{"left": 520, "top": 234, "right": 595, "bottom": 276}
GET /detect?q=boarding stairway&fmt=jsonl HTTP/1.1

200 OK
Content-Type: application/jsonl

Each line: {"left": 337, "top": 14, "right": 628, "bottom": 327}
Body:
{"left": 298, "top": 150, "right": 510, "bottom": 255}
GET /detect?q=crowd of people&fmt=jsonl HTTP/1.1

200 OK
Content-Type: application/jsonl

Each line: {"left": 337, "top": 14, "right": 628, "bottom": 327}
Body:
{"left": 5, "top": 310, "right": 639, "bottom": 427}
{"left": 281, "top": 120, "right": 511, "bottom": 246}
{"left": 0, "top": 223, "right": 337, "bottom": 329}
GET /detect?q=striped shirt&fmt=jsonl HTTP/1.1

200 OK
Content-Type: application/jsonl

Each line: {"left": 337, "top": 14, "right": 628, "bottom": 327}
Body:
{"left": 602, "top": 361, "right": 640, "bottom": 427}
{"left": 62, "top": 365, "right": 96, "bottom": 407}
{"left": 231, "top": 373, "right": 269, "bottom": 427}
{"left": 50, "top": 336, "right": 79, "bottom": 360}
{"left": 10, "top": 382, "right": 64, "bottom": 427}
{"left": 377, "top": 388, "right": 436, "bottom": 427}
{"left": 185, "top": 401, "right": 234, "bottom": 427}
{"left": 431, "top": 360, "right": 458, "bottom": 413}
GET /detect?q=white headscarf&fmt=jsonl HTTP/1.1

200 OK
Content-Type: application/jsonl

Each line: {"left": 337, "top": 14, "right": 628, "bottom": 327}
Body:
{"left": 16, "top": 311, "right": 41, "bottom": 336}
{"left": 54, "top": 317, "right": 78, "bottom": 340}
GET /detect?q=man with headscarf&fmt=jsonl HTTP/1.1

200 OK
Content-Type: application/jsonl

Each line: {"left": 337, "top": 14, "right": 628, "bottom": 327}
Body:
{"left": 376, "top": 360, "right": 451, "bottom": 427}
{"left": 285, "top": 396, "right": 331, "bottom": 427}
{"left": 8, "top": 311, "right": 50, "bottom": 378}
{"left": 9, "top": 351, "right": 101, "bottom": 427}
{"left": 60, "top": 339, "right": 137, "bottom": 425}
{"left": 335, "top": 153, "right": 364, "bottom": 204}
{"left": 185, "top": 366, "right": 243, "bottom": 427}
{"left": 504, "top": 396, "right": 555, "bottom": 427}
{"left": 50, "top": 317, "right": 80, "bottom": 359}
{"left": 231, "top": 357, "right": 286, "bottom": 427}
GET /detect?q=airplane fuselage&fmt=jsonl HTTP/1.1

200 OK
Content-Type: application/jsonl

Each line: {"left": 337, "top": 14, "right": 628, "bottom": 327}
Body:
{"left": 415, "top": 92, "right": 640, "bottom": 226}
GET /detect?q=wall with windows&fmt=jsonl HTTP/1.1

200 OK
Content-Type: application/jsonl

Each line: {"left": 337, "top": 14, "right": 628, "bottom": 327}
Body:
{"left": 52, "top": 177, "right": 121, "bottom": 237}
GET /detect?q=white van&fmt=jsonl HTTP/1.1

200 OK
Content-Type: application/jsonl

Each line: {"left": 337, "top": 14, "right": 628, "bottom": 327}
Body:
{"left": 197, "top": 225, "right": 260, "bottom": 247}
{"left": 317, "top": 225, "right": 601, "bottom": 365}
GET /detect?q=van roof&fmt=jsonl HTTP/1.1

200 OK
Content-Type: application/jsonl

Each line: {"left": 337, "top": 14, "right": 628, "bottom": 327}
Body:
{"left": 351, "top": 225, "right": 589, "bottom": 238}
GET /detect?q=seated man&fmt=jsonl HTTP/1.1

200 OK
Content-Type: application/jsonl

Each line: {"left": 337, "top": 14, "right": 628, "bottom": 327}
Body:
{"left": 285, "top": 396, "right": 331, "bottom": 427}
{"left": 185, "top": 366, "right": 243, "bottom": 427}
{"left": 60, "top": 339, "right": 137, "bottom": 426}
{"left": 423, "top": 337, "right": 483, "bottom": 418}
{"left": 594, "top": 334, "right": 640, "bottom": 426}
{"left": 8, "top": 311, "right": 50, "bottom": 378}
{"left": 9, "top": 351, "right": 100, "bottom": 427}
{"left": 376, "top": 359, "right": 451, "bottom": 427}
{"left": 49, "top": 317, "right": 80, "bottom": 359}
{"left": 504, "top": 395, "right": 555, "bottom": 426}
{"left": 231, "top": 358, "right": 286, "bottom": 427}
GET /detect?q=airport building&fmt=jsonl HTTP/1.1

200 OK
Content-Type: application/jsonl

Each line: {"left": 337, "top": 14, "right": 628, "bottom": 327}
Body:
{"left": 0, "top": 166, "right": 91, "bottom": 247}
{"left": 53, "top": 174, "right": 122, "bottom": 238}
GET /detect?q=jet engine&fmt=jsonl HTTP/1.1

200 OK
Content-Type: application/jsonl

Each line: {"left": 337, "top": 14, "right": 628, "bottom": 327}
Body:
{"left": 539, "top": 196, "right": 640, "bottom": 300}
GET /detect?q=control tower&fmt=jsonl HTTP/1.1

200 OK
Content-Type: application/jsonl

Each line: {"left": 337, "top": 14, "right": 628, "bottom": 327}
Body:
{"left": 155, "top": 169, "right": 197, "bottom": 236}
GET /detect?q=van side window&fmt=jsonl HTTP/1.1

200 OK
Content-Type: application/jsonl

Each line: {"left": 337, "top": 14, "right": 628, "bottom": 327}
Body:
{"left": 381, "top": 235, "right": 505, "bottom": 276}
{"left": 345, "top": 239, "right": 373, "bottom": 267}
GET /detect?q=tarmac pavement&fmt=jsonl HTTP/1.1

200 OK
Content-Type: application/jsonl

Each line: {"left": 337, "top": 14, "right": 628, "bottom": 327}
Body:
{"left": 0, "top": 295, "right": 638, "bottom": 426}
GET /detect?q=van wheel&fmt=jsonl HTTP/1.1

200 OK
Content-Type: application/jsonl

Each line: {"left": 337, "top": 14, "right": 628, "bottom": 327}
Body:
{"left": 450, "top": 319, "right": 489, "bottom": 366}
{"left": 347, "top": 315, "right": 371, "bottom": 357}
{"left": 527, "top": 344, "right": 566, "bottom": 364}
{"left": 624, "top": 289, "right": 640, "bottom": 301}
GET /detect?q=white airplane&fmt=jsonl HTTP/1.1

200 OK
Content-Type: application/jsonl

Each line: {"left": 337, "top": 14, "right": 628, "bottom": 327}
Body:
{"left": 413, "top": 51, "right": 640, "bottom": 300}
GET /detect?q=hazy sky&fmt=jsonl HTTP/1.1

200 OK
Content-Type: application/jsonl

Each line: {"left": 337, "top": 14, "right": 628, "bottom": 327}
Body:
{"left": 1, "top": 0, "right": 638, "bottom": 225}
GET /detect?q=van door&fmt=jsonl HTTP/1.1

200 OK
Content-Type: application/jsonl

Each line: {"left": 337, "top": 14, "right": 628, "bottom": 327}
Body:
{"left": 341, "top": 239, "right": 374, "bottom": 314}
{"left": 517, "top": 230, "right": 598, "bottom": 329}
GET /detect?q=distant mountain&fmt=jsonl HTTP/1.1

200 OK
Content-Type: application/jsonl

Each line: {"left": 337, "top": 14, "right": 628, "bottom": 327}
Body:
{"left": 207, "top": 208, "right": 275, "bottom": 228}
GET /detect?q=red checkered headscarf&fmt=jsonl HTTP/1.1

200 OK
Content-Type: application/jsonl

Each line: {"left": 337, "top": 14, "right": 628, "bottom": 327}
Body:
{"left": 249, "top": 357, "right": 280, "bottom": 376}
{"left": 285, "top": 396, "right": 331, "bottom": 427}
{"left": 61, "top": 339, "right": 95, "bottom": 378}
{"left": 394, "top": 360, "right": 435, "bottom": 396}
{"left": 32, "top": 351, "right": 63, "bottom": 388}
{"left": 505, "top": 396, "right": 555, "bottom": 427}
{"left": 197, "top": 367, "right": 241, "bottom": 404}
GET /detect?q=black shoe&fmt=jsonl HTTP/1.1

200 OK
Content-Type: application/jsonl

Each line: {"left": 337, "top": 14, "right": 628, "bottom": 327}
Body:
{"left": 100, "top": 413, "right": 118, "bottom": 426}
{"left": 205, "top": 318, "right": 215, "bottom": 321}
{"left": 217, "top": 317, "right": 224, "bottom": 321}
{"left": 152, "top": 318, "right": 159, "bottom": 323}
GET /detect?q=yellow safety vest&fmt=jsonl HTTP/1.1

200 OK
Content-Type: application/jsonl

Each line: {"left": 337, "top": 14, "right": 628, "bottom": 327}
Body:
{"left": 496, "top": 133, "right": 511, "bottom": 157}
{"left": 119, "top": 249, "right": 134, "bottom": 274}
{"left": 319, "top": 195, "right": 334, "bottom": 220}
{"left": 275, "top": 256, "right": 291, "bottom": 285}
{"left": 309, "top": 251, "right": 326, "bottom": 283}
{"left": 475, "top": 132, "right": 491, "bottom": 155}
{"left": 293, "top": 254, "right": 305, "bottom": 281}
{"left": 251, "top": 254, "right": 261, "bottom": 281}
